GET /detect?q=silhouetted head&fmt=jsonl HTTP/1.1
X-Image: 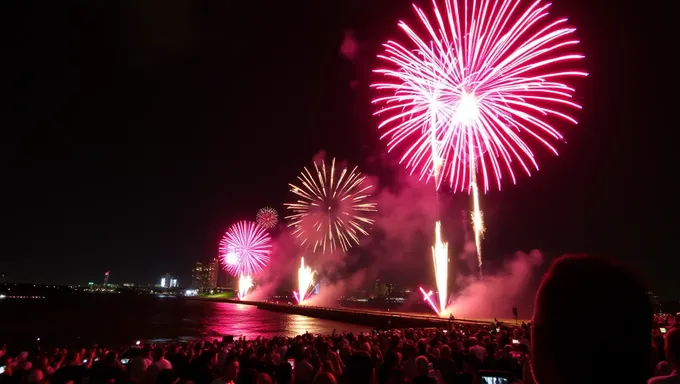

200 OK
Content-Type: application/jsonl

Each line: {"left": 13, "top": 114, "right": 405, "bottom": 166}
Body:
{"left": 152, "top": 347, "right": 165, "bottom": 362}
{"left": 416, "top": 355, "right": 429, "bottom": 376}
{"left": 665, "top": 327, "right": 680, "bottom": 369}
{"left": 531, "top": 254, "right": 652, "bottom": 384}
{"left": 312, "top": 372, "right": 336, "bottom": 384}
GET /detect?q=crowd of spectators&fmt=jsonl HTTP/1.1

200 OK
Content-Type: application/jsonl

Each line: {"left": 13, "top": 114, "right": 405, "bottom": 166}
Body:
{"left": 1, "top": 255, "right": 676, "bottom": 384}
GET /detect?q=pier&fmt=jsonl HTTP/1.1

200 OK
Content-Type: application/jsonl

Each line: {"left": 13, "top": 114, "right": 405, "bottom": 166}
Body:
{"left": 200, "top": 298, "right": 522, "bottom": 328}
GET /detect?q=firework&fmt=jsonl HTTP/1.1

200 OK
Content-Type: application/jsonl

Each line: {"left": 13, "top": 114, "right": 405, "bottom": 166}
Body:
{"left": 285, "top": 158, "right": 377, "bottom": 253}
{"left": 293, "top": 257, "right": 316, "bottom": 305}
{"left": 431, "top": 221, "right": 449, "bottom": 313}
{"left": 238, "top": 275, "right": 253, "bottom": 300}
{"left": 256, "top": 207, "right": 279, "bottom": 229}
{"left": 419, "top": 287, "right": 440, "bottom": 316}
{"left": 372, "top": 0, "right": 586, "bottom": 192}
{"left": 374, "top": 0, "right": 585, "bottom": 315}
{"left": 470, "top": 173, "right": 485, "bottom": 277}
{"left": 219, "top": 221, "right": 272, "bottom": 277}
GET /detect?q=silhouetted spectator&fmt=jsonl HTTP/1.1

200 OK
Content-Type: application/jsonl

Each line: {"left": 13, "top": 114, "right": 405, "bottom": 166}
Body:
{"left": 648, "top": 326, "right": 680, "bottom": 383}
{"left": 531, "top": 255, "right": 652, "bottom": 384}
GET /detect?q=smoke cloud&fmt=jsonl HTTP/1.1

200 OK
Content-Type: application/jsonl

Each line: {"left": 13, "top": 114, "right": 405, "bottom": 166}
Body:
{"left": 303, "top": 268, "right": 369, "bottom": 306}
{"left": 340, "top": 30, "right": 360, "bottom": 62}
{"left": 446, "top": 250, "right": 544, "bottom": 319}
{"left": 247, "top": 228, "right": 300, "bottom": 300}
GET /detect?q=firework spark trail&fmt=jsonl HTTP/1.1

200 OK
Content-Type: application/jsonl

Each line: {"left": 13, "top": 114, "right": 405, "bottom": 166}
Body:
{"left": 470, "top": 177, "right": 485, "bottom": 277}
{"left": 238, "top": 275, "right": 253, "bottom": 300}
{"left": 293, "top": 257, "right": 315, "bottom": 305}
{"left": 432, "top": 221, "right": 449, "bottom": 314}
{"left": 285, "top": 158, "right": 377, "bottom": 254}
{"left": 426, "top": 110, "right": 450, "bottom": 317}
{"left": 419, "top": 287, "right": 440, "bottom": 316}
{"left": 469, "top": 142, "right": 485, "bottom": 277}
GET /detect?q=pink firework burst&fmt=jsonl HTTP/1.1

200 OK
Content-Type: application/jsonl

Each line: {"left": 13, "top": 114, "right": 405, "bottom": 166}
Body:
{"left": 372, "top": 0, "right": 587, "bottom": 192}
{"left": 218, "top": 221, "right": 272, "bottom": 277}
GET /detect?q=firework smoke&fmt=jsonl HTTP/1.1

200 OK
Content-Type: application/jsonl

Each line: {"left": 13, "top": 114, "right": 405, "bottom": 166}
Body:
{"left": 446, "top": 250, "right": 543, "bottom": 318}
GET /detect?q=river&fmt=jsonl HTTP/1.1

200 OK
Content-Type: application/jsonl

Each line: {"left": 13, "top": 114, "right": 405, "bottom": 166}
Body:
{"left": 0, "top": 295, "right": 371, "bottom": 349}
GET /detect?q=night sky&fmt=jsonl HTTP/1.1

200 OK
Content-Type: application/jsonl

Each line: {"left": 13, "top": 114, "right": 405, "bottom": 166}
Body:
{"left": 1, "top": 1, "right": 671, "bottom": 297}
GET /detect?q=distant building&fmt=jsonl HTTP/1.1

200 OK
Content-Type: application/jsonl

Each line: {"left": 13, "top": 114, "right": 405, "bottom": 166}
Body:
{"left": 159, "top": 273, "right": 177, "bottom": 288}
{"left": 374, "top": 279, "right": 388, "bottom": 298}
{"left": 386, "top": 283, "right": 395, "bottom": 297}
{"left": 192, "top": 258, "right": 219, "bottom": 290}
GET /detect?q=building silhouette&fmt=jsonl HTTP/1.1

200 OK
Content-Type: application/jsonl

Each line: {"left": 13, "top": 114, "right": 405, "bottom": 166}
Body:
{"left": 192, "top": 258, "right": 219, "bottom": 290}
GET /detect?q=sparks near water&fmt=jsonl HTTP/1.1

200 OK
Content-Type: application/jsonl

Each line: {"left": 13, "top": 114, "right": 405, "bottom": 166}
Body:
{"left": 372, "top": 0, "right": 585, "bottom": 315}
{"left": 256, "top": 207, "right": 279, "bottom": 229}
{"left": 293, "top": 257, "right": 316, "bottom": 305}
{"left": 218, "top": 221, "right": 272, "bottom": 300}
{"left": 284, "top": 158, "right": 378, "bottom": 254}
{"left": 423, "top": 212, "right": 450, "bottom": 316}
{"left": 237, "top": 276, "right": 254, "bottom": 301}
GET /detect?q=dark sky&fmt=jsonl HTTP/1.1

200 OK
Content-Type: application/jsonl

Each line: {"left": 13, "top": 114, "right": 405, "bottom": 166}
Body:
{"left": 1, "top": 1, "right": 671, "bottom": 297}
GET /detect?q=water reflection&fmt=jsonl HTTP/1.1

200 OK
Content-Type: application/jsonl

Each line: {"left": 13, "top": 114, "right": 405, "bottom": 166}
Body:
{"left": 203, "top": 302, "right": 370, "bottom": 339}
{"left": 0, "top": 297, "right": 371, "bottom": 346}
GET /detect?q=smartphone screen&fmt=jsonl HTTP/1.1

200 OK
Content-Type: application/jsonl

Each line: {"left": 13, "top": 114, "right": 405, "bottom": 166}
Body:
{"left": 661, "top": 327, "right": 667, "bottom": 334}
{"left": 481, "top": 376, "right": 509, "bottom": 384}
{"left": 512, "top": 339, "right": 519, "bottom": 344}
{"left": 120, "top": 358, "right": 130, "bottom": 364}
{"left": 0, "top": 366, "right": 6, "bottom": 374}
{"left": 287, "top": 359, "right": 295, "bottom": 370}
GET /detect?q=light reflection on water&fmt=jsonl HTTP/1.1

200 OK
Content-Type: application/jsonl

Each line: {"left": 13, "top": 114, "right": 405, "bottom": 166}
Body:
{"left": 203, "top": 302, "right": 371, "bottom": 339}
{"left": 0, "top": 296, "right": 371, "bottom": 347}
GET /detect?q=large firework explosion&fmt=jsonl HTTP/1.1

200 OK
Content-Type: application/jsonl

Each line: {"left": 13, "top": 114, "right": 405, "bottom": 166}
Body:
{"left": 256, "top": 207, "right": 279, "bottom": 229}
{"left": 284, "top": 158, "right": 377, "bottom": 254}
{"left": 218, "top": 221, "right": 272, "bottom": 278}
{"left": 372, "top": 0, "right": 585, "bottom": 315}
{"left": 372, "top": 0, "right": 586, "bottom": 192}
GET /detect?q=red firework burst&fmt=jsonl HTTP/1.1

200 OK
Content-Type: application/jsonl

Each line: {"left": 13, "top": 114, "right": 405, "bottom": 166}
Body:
{"left": 256, "top": 207, "right": 279, "bottom": 229}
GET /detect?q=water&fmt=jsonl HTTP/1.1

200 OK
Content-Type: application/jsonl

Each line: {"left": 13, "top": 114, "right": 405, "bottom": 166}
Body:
{"left": 0, "top": 295, "right": 371, "bottom": 349}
